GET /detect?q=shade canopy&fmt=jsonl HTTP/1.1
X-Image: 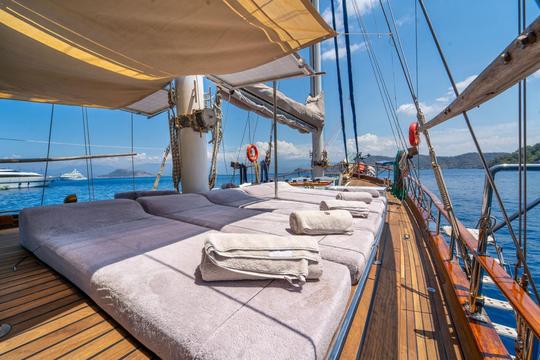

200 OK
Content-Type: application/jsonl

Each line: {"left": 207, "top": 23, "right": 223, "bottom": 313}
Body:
{"left": 0, "top": 0, "right": 334, "bottom": 109}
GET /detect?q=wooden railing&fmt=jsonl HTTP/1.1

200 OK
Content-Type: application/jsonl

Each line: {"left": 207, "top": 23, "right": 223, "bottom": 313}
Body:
{"left": 406, "top": 176, "right": 540, "bottom": 358}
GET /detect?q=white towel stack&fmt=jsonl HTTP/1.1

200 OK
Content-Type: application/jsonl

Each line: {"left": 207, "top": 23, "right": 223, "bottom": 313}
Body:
{"left": 320, "top": 200, "right": 369, "bottom": 218}
{"left": 200, "top": 233, "right": 322, "bottom": 286}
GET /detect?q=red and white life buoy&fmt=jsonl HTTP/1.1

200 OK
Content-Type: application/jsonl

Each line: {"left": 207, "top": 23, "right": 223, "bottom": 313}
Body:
{"left": 246, "top": 144, "right": 259, "bottom": 163}
{"left": 408, "top": 122, "right": 420, "bottom": 147}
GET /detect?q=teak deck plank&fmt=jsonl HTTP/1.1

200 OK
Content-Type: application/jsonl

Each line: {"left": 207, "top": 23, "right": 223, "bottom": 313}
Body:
{"left": 353, "top": 195, "right": 463, "bottom": 360}
{"left": 0, "top": 229, "right": 152, "bottom": 360}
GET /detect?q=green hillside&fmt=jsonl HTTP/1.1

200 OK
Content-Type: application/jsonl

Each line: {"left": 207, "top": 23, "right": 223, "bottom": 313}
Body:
{"left": 490, "top": 143, "right": 540, "bottom": 165}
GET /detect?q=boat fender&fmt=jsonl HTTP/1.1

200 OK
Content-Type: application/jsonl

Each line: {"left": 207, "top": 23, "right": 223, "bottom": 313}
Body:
{"left": 409, "top": 122, "right": 420, "bottom": 147}
{"left": 246, "top": 144, "right": 259, "bottom": 163}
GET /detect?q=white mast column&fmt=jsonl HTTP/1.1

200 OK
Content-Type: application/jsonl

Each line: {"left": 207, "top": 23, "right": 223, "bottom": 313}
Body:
{"left": 176, "top": 75, "right": 209, "bottom": 193}
{"left": 310, "top": 0, "right": 324, "bottom": 179}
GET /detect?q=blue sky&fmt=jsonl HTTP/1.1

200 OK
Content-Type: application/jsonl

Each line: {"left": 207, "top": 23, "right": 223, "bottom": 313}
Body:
{"left": 1, "top": 0, "right": 539, "bottom": 175}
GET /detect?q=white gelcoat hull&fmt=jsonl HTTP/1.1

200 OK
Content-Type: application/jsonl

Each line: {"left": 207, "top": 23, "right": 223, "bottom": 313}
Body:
{"left": 0, "top": 177, "right": 50, "bottom": 189}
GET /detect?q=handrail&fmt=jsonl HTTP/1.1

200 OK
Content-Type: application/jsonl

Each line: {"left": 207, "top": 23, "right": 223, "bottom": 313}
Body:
{"left": 407, "top": 176, "right": 540, "bottom": 339}
{"left": 0, "top": 153, "right": 137, "bottom": 163}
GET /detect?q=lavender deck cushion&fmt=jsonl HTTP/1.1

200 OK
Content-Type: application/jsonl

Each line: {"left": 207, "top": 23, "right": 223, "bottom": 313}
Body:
{"left": 19, "top": 200, "right": 352, "bottom": 359}
{"left": 201, "top": 188, "right": 262, "bottom": 207}
{"left": 19, "top": 199, "right": 151, "bottom": 251}
{"left": 114, "top": 190, "right": 179, "bottom": 200}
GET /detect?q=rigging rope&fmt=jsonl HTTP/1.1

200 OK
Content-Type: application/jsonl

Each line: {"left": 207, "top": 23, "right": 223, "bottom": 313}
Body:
{"left": 416, "top": 0, "right": 539, "bottom": 302}
{"left": 81, "top": 107, "right": 91, "bottom": 201}
{"left": 379, "top": 0, "right": 471, "bottom": 274}
{"left": 221, "top": 100, "right": 230, "bottom": 177}
{"left": 341, "top": 0, "right": 360, "bottom": 158}
{"left": 83, "top": 107, "right": 95, "bottom": 200}
{"left": 330, "top": 0, "right": 349, "bottom": 163}
{"left": 521, "top": 0, "right": 528, "bottom": 265}
{"left": 130, "top": 113, "right": 135, "bottom": 191}
{"left": 152, "top": 144, "right": 170, "bottom": 190}
{"left": 351, "top": 1, "right": 410, "bottom": 157}
{"left": 40, "top": 104, "right": 54, "bottom": 206}
{"left": 208, "top": 92, "right": 223, "bottom": 189}
{"left": 167, "top": 82, "right": 182, "bottom": 191}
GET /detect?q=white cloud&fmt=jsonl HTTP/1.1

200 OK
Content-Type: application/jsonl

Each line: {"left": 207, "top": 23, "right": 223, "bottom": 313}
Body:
{"left": 396, "top": 15, "right": 412, "bottom": 27}
{"left": 455, "top": 75, "right": 477, "bottom": 92}
{"left": 322, "top": 0, "right": 375, "bottom": 32}
{"left": 426, "top": 121, "right": 540, "bottom": 156}
{"left": 321, "top": 41, "right": 366, "bottom": 61}
{"left": 397, "top": 75, "right": 478, "bottom": 117}
{"left": 396, "top": 102, "right": 444, "bottom": 117}
{"left": 532, "top": 69, "right": 540, "bottom": 79}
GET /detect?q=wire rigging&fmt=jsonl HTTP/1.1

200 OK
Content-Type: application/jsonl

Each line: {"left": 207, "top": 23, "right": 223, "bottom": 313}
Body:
{"left": 351, "top": 1, "right": 409, "bottom": 153}
{"left": 130, "top": 113, "right": 135, "bottom": 191}
{"left": 416, "top": 0, "right": 539, "bottom": 302}
{"left": 83, "top": 107, "right": 96, "bottom": 200}
{"left": 330, "top": 0, "right": 349, "bottom": 163}
{"left": 81, "top": 107, "right": 91, "bottom": 200}
{"left": 341, "top": 0, "right": 360, "bottom": 158}
{"left": 40, "top": 104, "right": 54, "bottom": 206}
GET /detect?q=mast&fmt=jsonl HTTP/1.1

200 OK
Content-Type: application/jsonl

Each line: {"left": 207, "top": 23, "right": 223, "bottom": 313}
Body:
{"left": 176, "top": 75, "right": 209, "bottom": 193}
{"left": 310, "top": 0, "right": 324, "bottom": 178}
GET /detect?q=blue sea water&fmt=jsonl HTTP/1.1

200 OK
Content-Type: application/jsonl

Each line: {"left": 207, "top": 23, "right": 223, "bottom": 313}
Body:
{"left": 1, "top": 168, "right": 538, "bottom": 353}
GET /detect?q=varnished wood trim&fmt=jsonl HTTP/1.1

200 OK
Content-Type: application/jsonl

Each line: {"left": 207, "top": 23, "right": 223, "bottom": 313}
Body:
{"left": 406, "top": 197, "right": 510, "bottom": 359}
{"left": 417, "top": 183, "right": 540, "bottom": 339}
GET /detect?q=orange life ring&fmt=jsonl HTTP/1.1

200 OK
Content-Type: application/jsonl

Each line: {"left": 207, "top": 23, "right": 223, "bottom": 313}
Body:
{"left": 246, "top": 144, "right": 259, "bottom": 163}
{"left": 409, "top": 122, "right": 420, "bottom": 147}
{"left": 357, "top": 163, "right": 366, "bottom": 173}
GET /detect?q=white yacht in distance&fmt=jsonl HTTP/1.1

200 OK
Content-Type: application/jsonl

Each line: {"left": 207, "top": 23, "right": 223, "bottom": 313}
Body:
{"left": 0, "top": 168, "right": 50, "bottom": 190}
{"left": 59, "top": 169, "right": 87, "bottom": 181}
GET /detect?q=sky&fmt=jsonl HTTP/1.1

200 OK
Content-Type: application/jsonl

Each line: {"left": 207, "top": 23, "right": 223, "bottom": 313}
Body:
{"left": 1, "top": 0, "right": 539, "bottom": 176}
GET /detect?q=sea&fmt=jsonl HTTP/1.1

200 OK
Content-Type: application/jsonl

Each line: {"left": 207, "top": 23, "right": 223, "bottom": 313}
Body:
{"left": 1, "top": 168, "right": 538, "bottom": 353}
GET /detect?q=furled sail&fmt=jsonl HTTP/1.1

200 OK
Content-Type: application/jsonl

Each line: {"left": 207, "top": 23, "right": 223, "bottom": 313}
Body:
{"left": 422, "top": 16, "right": 540, "bottom": 130}
{"left": 0, "top": 0, "right": 334, "bottom": 109}
{"left": 218, "top": 83, "right": 324, "bottom": 134}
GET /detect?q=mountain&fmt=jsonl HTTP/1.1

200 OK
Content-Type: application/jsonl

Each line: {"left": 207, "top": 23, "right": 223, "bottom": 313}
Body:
{"left": 489, "top": 143, "right": 540, "bottom": 165}
{"left": 99, "top": 169, "right": 153, "bottom": 178}
{"left": 365, "top": 152, "right": 509, "bottom": 169}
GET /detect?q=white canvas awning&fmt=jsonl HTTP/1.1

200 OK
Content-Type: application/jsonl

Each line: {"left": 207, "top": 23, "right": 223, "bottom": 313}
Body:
{"left": 0, "top": 0, "right": 334, "bottom": 109}
{"left": 209, "top": 53, "right": 315, "bottom": 89}
{"left": 121, "top": 52, "right": 326, "bottom": 133}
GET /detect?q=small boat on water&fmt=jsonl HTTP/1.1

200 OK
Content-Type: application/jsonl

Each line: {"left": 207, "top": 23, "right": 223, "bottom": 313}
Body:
{"left": 0, "top": 168, "right": 50, "bottom": 190}
{"left": 287, "top": 176, "right": 336, "bottom": 187}
{"left": 59, "top": 169, "right": 87, "bottom": 181}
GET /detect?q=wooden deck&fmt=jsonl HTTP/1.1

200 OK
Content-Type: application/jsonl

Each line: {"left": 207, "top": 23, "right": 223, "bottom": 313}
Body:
{"left": 340, "top": 192, "right": 463, "bottom": 359}
{"left": 0, "top": 228, "right": 153, "bottom": 359}
{"left": 0, "top": 191, "right": 464, "bottom": 359}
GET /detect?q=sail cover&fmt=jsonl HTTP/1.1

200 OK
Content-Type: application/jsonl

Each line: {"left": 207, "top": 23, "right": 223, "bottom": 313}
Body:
{"left": 218, "top": 83, "right": 324, "bottom": 133}
{"left": 0, "top": 0, "right": 334, "bottom": 108}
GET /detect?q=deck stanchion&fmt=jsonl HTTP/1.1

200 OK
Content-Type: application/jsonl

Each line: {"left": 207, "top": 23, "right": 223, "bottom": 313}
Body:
{"left": 273, "top": 80, "right": 278, "bottom": 199}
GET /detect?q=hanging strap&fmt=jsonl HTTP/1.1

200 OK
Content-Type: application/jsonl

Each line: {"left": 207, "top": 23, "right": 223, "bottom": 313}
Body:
{"left": 40, "top": 104, "right": 54, "bottom": 206}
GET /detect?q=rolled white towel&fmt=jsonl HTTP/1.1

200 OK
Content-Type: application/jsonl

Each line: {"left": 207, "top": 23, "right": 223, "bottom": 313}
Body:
{"left": 200, "top": 233, "right": 322, "bottom": 285}
{"left": 289, "top": 210, "right": 353, "bottom": 235}
{"left": 329, "top": 186, "right": 381, "bottom": 198}
{"left": 320, "top": 200, "right": 369, "bottom": 218}
{"left": 335, "top": 191, "right": 373, "bottom": 203}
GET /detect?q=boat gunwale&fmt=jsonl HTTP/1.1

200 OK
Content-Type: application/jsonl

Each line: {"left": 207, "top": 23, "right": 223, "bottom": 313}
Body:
{"left": 405, "top": 185, "right": 513, "bottom": 358}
